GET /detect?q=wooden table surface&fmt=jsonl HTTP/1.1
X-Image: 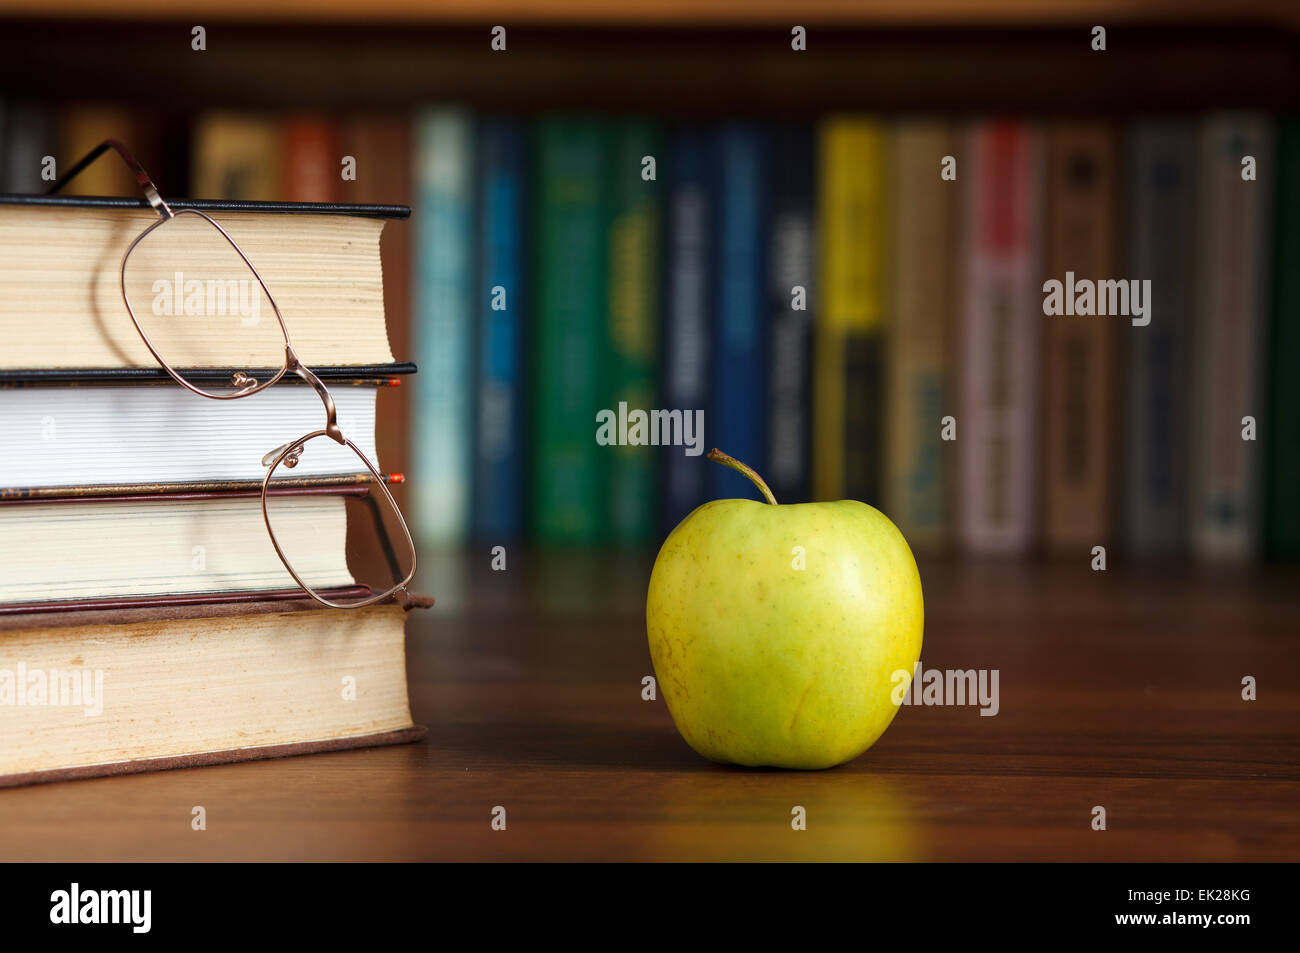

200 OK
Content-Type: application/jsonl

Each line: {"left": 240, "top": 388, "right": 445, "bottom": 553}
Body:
{"left": 2, "top": 552, "right": 1297, "bottom": 862}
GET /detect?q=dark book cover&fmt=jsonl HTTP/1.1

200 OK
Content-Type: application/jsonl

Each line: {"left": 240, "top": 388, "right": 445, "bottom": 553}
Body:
{"left": 1266, "top": 118, "right": 1300, "bottom": 559}
{"left": 708, "top": 123, "right": 769, "bottom": 502}
{"left": 474, "top": 117, "right": 528, "bottom": 542}
{"left": 766, "top": 123, "right": 815, "bottom": 506}
{"left": 660, "top": 125, "right": 712, "bottom": 536}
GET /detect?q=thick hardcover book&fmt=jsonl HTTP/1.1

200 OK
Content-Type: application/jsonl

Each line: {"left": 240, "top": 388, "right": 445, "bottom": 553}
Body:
{"left": 887, "top": 120, "right": 957, "bottom": 549}
{"left": 766, "top": 123, "right": 816, "bottom": 506}
{"left": 474, "top": 117, "right": 528, "bottom": 542}
{"left": 0, "top": 193, "right": 407, "bottom": 219}
{"left": 1041, "top": 123, "right": 1118, "bottom": 552}
{"left": 0, "top": 194, "right": 408, "bottom": 371}
{"left": 660, "top": 126, "right": 712, "bottom": 535}
{"left": 958, "top": 121, "right": 1044, "bottom": 554}
{"left": 0, "top": 363, "right": 415, "bottom": 383}
{"left": 1123, "top": 121, "right": 1197, "bottom": 554}
{"left": 412, "top": 108, "right": 475, "bottom": 545}
{"left": 607, "top": 118, "right": 662, "bottom": 543}
{"left": 709, "top": 123, "right": 769, "bottom": 502}
{"left": 532, "top": 117, "right": 611, "bottom": 544}
{"left": 0, "top": 486, "right": 366, "bottom": 606}
{"left": 0, "top": 595, "right": 427, "bottom": 787}
{"left": 1190, "top": 115, "right": 1275, "bottom": 561}
{"left": 815, "top": 117, "right": 887, "bottom": 505}
{"left": 1266, "top": 119, "right": 1300, "bottom": 559}
{"left": 0, "top": 375, "right": 400, "bottom": 492}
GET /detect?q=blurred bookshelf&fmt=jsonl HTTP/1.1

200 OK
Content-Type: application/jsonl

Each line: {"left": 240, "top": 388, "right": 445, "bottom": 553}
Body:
{"left": 2, "top": 3, "right": 1298, "bottom": 584}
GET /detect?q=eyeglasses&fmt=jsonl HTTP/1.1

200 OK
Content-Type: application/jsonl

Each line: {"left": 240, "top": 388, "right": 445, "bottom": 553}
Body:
{"left": 50, "top": 140, "right": 417, "bottom": 609}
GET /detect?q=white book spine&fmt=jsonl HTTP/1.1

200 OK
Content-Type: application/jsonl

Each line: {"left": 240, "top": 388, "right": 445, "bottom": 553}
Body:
{"left": 958, "top": 122, "right": 1044, "bottom": 554}
{"left": 1190, "top": 115, "right": 1275, "bottom": 561}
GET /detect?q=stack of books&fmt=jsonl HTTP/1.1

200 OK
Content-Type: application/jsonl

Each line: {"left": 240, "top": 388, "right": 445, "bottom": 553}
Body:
{"left": 0, "top": 171, "right": 425, "bottom": 786}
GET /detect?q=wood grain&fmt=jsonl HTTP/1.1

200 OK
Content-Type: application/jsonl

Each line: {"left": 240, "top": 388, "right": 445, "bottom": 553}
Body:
{"left": 1, "top": 553, "right": 1296, "bottom": 861}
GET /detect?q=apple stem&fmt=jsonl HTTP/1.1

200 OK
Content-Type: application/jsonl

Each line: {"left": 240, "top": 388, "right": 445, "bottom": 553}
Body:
{"left": 707, "top": 448, "right": 778, "bottom": 505}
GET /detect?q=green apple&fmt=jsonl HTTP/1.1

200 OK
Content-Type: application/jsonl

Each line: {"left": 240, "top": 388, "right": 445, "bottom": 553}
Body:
{"left": 646, "top": 449, "right": 924, "bottom": 769}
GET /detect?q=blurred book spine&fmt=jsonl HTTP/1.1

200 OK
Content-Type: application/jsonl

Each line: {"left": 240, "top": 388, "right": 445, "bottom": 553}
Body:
{"left": 708, "top": 123, "right": 769, "bottom": 502}
{"left": 1190, "top": 115, "right": 1275, "bottom": 561}
{"left": 1265, "top": 118, "right": 1300, "bottom": 560}
{"left": 660, "top": 126, "right": 711, "bottom": 534}
{"left": 531, "top": 117, "right": 610, "bottom": 544}
{"left": 958, "top": 121, "right": 1043, "bottom": 554}
{"left": 606, "top": 118, "right": 662, "bottom": 545}
{"left": 1123, "top": 120, "right": 1196, "bottom": 555}
{"left": 57, "top": 105, "right": 139, "bottom": 197}
{"left": 766, "top": 122, "right": 816, "bottom": 506}
{"left": 474, "top": 117, "right": 527, "bottom": 542}
{"left": 192, "top": 113, "right": 279, "bottom": 200}
{"left": 887, "top": 120, "right": 957, "bottom": 549}
{"left": 2, "top": 102, "right": 54, "bottom": 193}
{"left": 413, "top": 108, "right": 475, "bottom": 545}
{"left": 815, "top": 117, "right": 887, "bottom": 505}
{"left": 282, "top": 115, "right": 341, "bottom": 203}
{"left": 1041, "top": 123, "right": 1118, "bottom": 552}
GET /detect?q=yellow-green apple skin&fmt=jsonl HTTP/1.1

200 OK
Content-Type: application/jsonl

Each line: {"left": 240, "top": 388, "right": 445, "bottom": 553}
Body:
{"left": 647, "top": 497, "right": 923, "bottom": 769}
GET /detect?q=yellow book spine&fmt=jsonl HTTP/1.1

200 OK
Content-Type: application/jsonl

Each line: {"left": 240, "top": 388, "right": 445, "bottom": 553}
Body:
{"left": 58, "top": 105, "right": 138, "bottom": 197}
{"left": 192, "top": 114, "right": 282, "bottom": 201}
{"left": 814, "top": 117, "right": 887, "bottom": 501}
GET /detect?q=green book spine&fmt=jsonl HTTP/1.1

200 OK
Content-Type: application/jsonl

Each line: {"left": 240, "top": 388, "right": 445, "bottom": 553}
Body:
{"left": 531, "top": 118, "right": 611, "bottom": 544}
{"left": 606, "top": 119, "right": 662, "bottom": 545}
{"left": 1266, "top": 118, "right": 1300, "bottom": 558}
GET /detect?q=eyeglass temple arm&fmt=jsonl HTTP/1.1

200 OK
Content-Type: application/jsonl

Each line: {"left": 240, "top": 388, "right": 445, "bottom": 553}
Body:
{"left": 47, "top": 139, "right": 173, "bottom": 219}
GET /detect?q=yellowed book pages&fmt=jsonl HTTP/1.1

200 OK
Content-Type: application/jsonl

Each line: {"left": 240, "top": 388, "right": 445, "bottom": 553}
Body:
{"left": 0, "top": 604, "right": 412, "bottom": 779}
{"left": 0, "top": 204, "right": 394, "bottom": 368}
{"left": 0, "top": 496, "right": 353, "bottom": 604}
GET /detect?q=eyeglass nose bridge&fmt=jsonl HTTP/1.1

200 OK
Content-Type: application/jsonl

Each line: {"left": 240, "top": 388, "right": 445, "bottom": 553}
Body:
{"left": 284, "top": 344, "right": 344, "bottom": 445}
{"left": 260, "top": 346, "right": 344, "bottom": 468}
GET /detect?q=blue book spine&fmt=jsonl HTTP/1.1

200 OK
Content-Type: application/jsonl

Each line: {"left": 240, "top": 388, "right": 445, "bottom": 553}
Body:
{"left": 708, "top": 123, "right": 769, "bottom": 502}
{"left": 766, "top": 123, "right": 815, "bottom": 505}
{"left": 660, "top": 126, "right": 712, "bottom": 534}
{"left": 413, "top": 109, "right": 475, "bottom": 545}
{"left": 1123, "top": 120, "right": 1196, "bottom": 554}
{"left": 473, "top": 118, "right": 526, "bottom": 540}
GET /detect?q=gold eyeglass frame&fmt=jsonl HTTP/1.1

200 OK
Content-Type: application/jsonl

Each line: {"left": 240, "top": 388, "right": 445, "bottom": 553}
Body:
{"left": 49, "top": 139, "right": 418, "bottom": 609}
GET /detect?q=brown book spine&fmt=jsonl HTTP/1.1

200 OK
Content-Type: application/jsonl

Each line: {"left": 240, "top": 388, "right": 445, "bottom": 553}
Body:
{"left": 283, "top": 115, "right": 343, "bottom": 203}
{"left": 1042, "top": 124, "right": 1118, "bottom": 552}
{"left": 343, "top": 116, "right": 414, "bottom": 518}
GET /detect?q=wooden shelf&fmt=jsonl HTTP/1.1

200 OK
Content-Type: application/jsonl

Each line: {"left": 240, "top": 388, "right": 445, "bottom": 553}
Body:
{"left": 1, "top": 0, "right": 1298, "bottom": 29}
{"left": 0, "top": 19, "right": 1295, "bottom": 113}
